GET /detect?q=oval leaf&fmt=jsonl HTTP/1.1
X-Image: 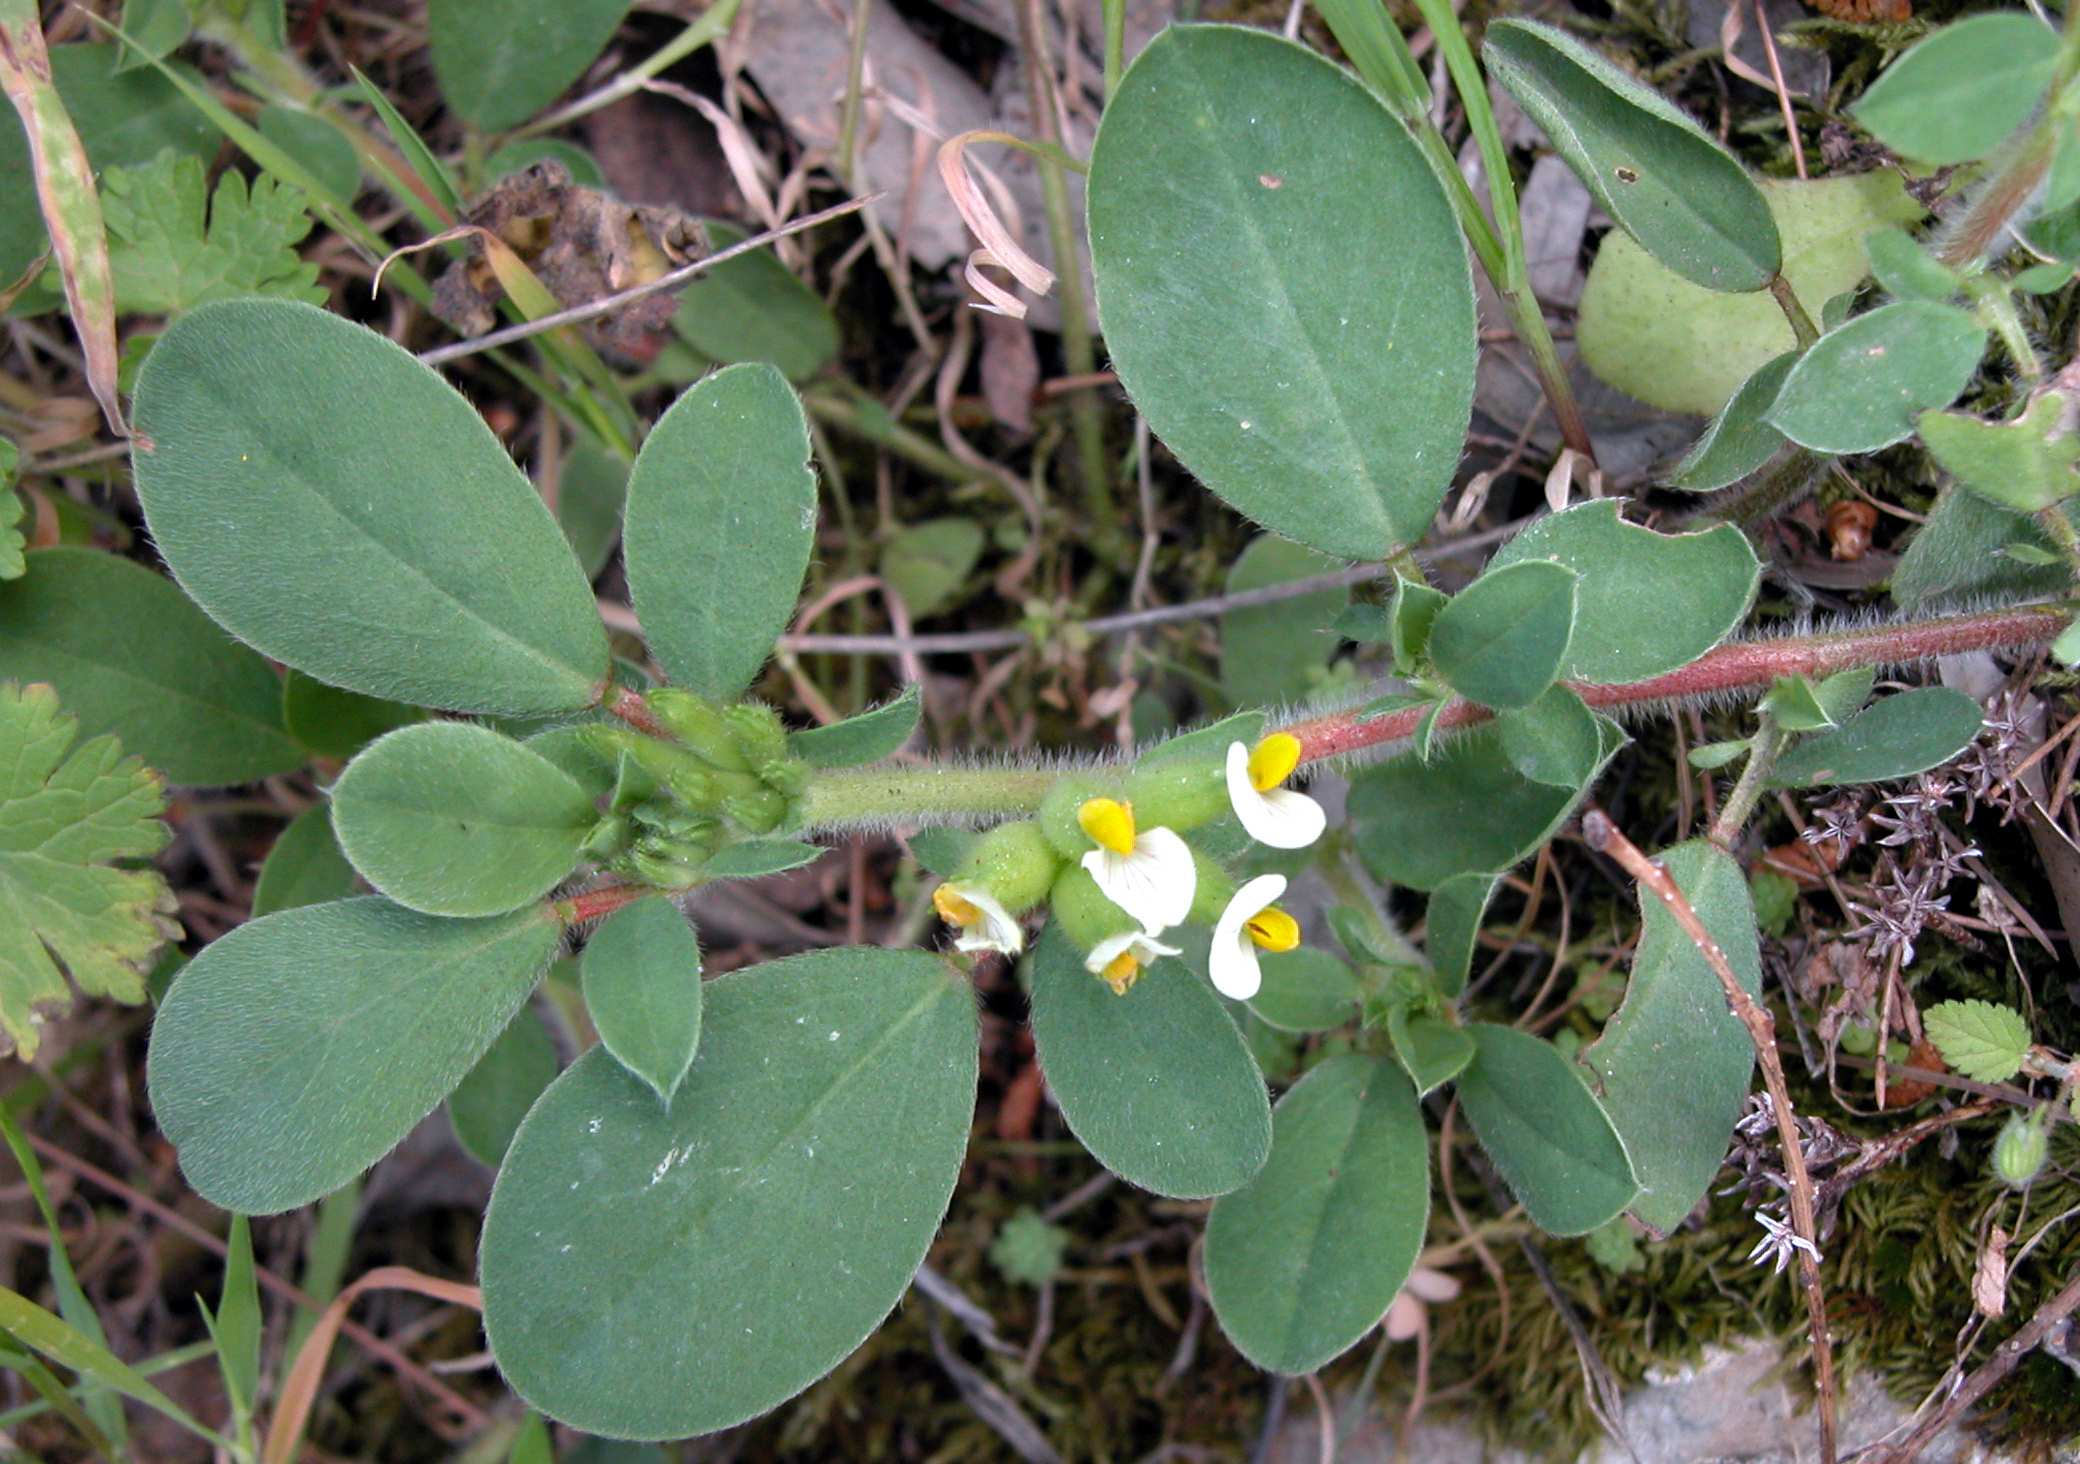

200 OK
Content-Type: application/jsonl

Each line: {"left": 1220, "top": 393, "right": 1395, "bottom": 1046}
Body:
{"left": 1456, "top": 1022, "right": 1638, "bottom": 1237}
{"left": 1766, "top": 300, "right": 1987, "bottom": 455}
{"left": 1578, "top": 841, "right": 1759, "bottom": 1235}
{"left": 481, "top": 947, "right": 977, "bottom": 1439}
{"left": 427, "top": 0, "right": 633, "bottom": 132}
{"left": 790, "top": 685, "right": 921, "bottom": 768}
{"left": 1485, "top": 500, "right": 1759, "bottom": 683}
{"left": 1204, "top": 1055, "right": 1427, "bottom": 1373}
{"left": 1498, "top": 684, "right": 1603, "bottom": 788}
{"left": 1769, "top": 687, "right": 1985, "bottom": 789}
{"left": 581, "top": 895, "right": 703, "bottom": 1105}
{"left": 147, "top": 896, "right": 560, "bottom": 1213}
{"left": 1220, "top": 536, "right": 1351, "bottom": 708}
{"left": 1667, "top": 350, "right": 1798, "bottom": 491}
{"left": 1425, "top": 872, "right": 1501, "bottom": 999}
{"left": 1247, "top": 947, "right": 1363, "bottom": 1033}
{"left": 623, "top": 364, "right": 816, "bottom": 701}
{"left": 0, "top": 548, "right": 302, "bottom": 786}
{"left": 331, "top": 723, "right": 600, "bottom": 917}
{"left": 281, "top": 668, "right": 423, "bottom": 760}
{"left": 131, "top": 299, "right": 610, "bottom": 715}
{"left": 1029, "top": 924, "right": 1271, "bottom": 1198}
{"left": 1850, "top": 14, "right": 2059, "bottom": 167}
{"left": 449, "top": 1001, "right": 559, "bottom": 1167}
{"left": 1427, "top": 560, "right": 1578, "bottom": 710}
{"left": 1088, "top": 24, "right": 1476, "bottom": 560}
{"left": 1483, "top": 19, "right": 1779, "bottom": 291}
{"left": 1349, "top": 720, "right": 1623, "bottom": 891}
{"left": 1386, "top": 1007, "right": 1476, "bottom": 1097}
{"left": 702, "top": 839, "right": 826, "bottom": 879}
{"left": 672, "top": 220, "right": 842, "bottom": 383}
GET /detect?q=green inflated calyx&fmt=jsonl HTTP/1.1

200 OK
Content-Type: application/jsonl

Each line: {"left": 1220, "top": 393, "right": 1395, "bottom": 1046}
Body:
{"left": 644, "top": 689, "right": 750, "bottom": 772}
{"left": 1049, "top": 866, "right": 1142, "bottom": 956}
{"left": 1123, "top": 753, "right": 1230, "bottom": 834}
{"left": 948, "top": 821, "right": 1062, "bottom": 917}
{"left": 1038, "top": 773, "right": 1124, "bottom": 858}
{"left": 1188, "top": 852, "right": 1240, "bottom": 927}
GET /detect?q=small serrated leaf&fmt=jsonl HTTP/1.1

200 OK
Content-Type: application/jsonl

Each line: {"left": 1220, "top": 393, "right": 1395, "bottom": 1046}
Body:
{"left": 0, "top": 683, "right": 176, "bottom": 1059}
{"left": 100, "top": 151, "right": 323, "bottom": 315}
{"left": 1922, "top": 999, "right": 2031, "bottom": 1084}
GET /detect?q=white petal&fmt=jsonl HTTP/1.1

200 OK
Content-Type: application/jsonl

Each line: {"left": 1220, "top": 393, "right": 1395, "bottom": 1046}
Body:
{"left": 950, "top": 887, "right": 1022, "bottom": 956}
{"left": 1081, "top": 827, "right": 1196, "bottom": 933}
{"left": 1085, "top": 930, "right": 1143, "bottom": 973}
{"left": 1230, "top": 769, "right": 1328, "bottom": 850}
{"left": 1210, "top": 874, "right": 1287, "bottom": 1001}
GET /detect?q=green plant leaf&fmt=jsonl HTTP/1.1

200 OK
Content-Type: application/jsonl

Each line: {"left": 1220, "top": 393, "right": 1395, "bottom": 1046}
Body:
{"left": 1029, "top": 923, "right": 1271, "bottom": 1198}
{"left": 0, "top": 43, "right": 218, "bottom": 298}
{"left": 1386, "top": 1007, "right": 1475, "bottom": 1097}
{"left": 1921, "top": 999, "right": 2032, "bottom": 1084}
{"left": 131, "top": 299, "right": 611, "bottom": 715}
{"left": 1497, "top": 684, "right": 1603, "bottom": 787}
{"left": 880, "top": 518, "right": 984, "bottom": 620}
{"left": 210, "top": 1214, "right": 261, "bottom": 1420}
{"left": 1456, "top": 1022, "right": 1637, "bottom": 1236}
{"left": 485, "top": 137, "right": 606, "bottom": 188}
{"left": 1383, "top": 575, "right": 1448, "bottom": 673}
{"left": 331, "top": 722, "right": 599, "bottom": 917}
{"left": 1349, "top": 719, "right": 1622, "bottom": 891}
{"left": 1892, "top": 487, "right": 2079, "bottom": 611}
{"left": 1578, "top": 841, "right": 1759, "bottom": 1235}
{"left": 1088, "top": 24, "right": 1475, "bottom": 560}
{"left": 1765, "top": 300, "right": 1986, "bottom": 455}
{"left": 581, "top": 895, "right": 703, "bottom": 1105}
{"left": 251, "top": 803, "right": 358, "bottom": 917}
{"left": 1666, "top": 350, "right": 1798, "bottom": 491}
{"left": 114, "top": 0, "right": 193, "bottom": 68}
{"left": 990, "top": 1208, "right": 1071, "bottom": 1287}
{"left": 673, "top": 219, "right": 841, "bottom": 383}
{"left": 344, "top": 62, "right": 462, "bottom": 226}
{"left": 255, "top": 104, "right": 362, "bottom": 204}
{"left": 1220, "top": 535, "right": 1351, "bottom": 707}
{"left": 1204, "top": 1055, "right": 1426, "bottom": 1373}
{"left": 0, "top": 683, "right": 174, "bottom": 1060}
{"left": 282, "top": 667, "right": 423, "bottom": 761}
{"left": 1427, "top": 560, "right": 1577, "bottom": 710}
{"left": 1864, "top": 226, "right": 1959, "bottom": 303}
{"left": 555, "top": 435, "right": 629, "bottom": 581}
{"left": 448, "top": 1001, "right": 558, "bottom": 1167}
{"left": 623, "top": 363, "right": 815, "bottom": 701}
{"left": 790, "top": 685, "right": 921, "bottom": 768}
{"left": 1850, "top": 13, "right": 2059, "bottom": 167}
{"left": 1769, "top": 688, "right": 1984, "bottom": 788}
{"left": 1761, "top": 674, "right": 1838, "bottom": 732}
{"left": 1485, "top": 501, "right": 1759, "bottom": 683}
{"left": 1425, "top": 872, "right": 1500, "bottom": 999}
{"left": 1920, "top": 393, "right": 2080, "bottom": 515}
{"left": 0, "top": 1286, "right": 225, "bottom": 1449}
{"left": 703, "top": 839, "right": 825, "bottom": 879}
{"left": 1482, "top": 19, "right": 1778, "bottom": 291}
{"left": 1247, "top": 947, "right": 1363, "bottom": 1032}
{"left": 1139, "top": 710, "right": 1268, "bottom": 769}
{"left": 1578, "top": 173, "right": 1922, "bottom": 416}
{"left": 428, "top": 0, "right": 633, "bottom": 131}
{"left": 0, "top": 547, "right": 303, "bottom": 786}
{"left": 147, "top": 895, "right": 560, "bottom": 1212}
{"left": 480, "top": 946, "right": 976, "bottom": 1439}
{"left": 100, "top": 151, "right": 322, "bottom": 314}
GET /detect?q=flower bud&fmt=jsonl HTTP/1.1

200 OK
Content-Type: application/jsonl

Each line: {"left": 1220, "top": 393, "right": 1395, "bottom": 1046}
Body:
{"left": 723, "top": 784, "right": 790, "bottom": 834}
{"left": 953, "top": 821, "right": 1063, "bottom": 916}
{"left": 1038, "top": 774, "right": 1125, "bottom": 858}
{"left": 586, "top": 726, "right": 720, "bottom": 809}
{"left": 1123, "top": 755, "right": 1228, "bottom": 834}
{"left": 757, "top": 757, "right": 809, "bottom": 799}
{"left": 1992, "top": 1112, "right": 2049, "bottom": 1189}
{"left": 645, "top": 689, "right": 750, "bottom": 771}
{"left": 725, "top": 703, "right": 790, "bottom": 770}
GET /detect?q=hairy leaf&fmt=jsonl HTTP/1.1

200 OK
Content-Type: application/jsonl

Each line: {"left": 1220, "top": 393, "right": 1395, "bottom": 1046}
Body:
{"left": 1922, "top": 999, "right": 2031, "bottom": 1084}
{"left": 100, "top": 151, "right": 322, "bottom": 314}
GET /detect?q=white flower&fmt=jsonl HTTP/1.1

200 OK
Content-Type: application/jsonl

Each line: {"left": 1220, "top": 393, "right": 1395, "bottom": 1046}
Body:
{"left": 1085, "top": 928, "right": 1181, "bottom": 996}
{"left": 932, "top": 882, "right": 1023, "bottom": 956}
{"left": 1226, "top": 734, "right": 1326, "bottom": 850}
{"left": 1210, "top": 874, "right": 1300, "bottom": 1001}
{"left": 1076, "top": 797, "right": 1196, "bottom": 933}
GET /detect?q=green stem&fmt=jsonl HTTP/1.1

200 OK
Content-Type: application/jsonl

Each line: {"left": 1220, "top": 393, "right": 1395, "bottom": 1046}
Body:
{"left": 1975, "top": 282, "right": 2043, "bottom": 382}
{"left": 1503, "top": 283, "right": 1595, "bottom": 461}
{"left": 1768, "top": 274, "right": 1820, "bottom": 350}
{"left": 1101, "top": 0, "right": 1126, "bottom": 101}
{"left": 508, "top": 0, "right": 746, "bottom": 140}
{"left": 2035, "top": 501, "right": 2080, "bottom": 584}
{"left": 798, "top": 766, "right": 1059, "bottom": 831}
{"left": 1710, "top": 711, "right": 1786, "bottom": 848}
{"left": 804, "top": 387, "right": 979, "bottom": 482}
{"left": 835, "top": 0, "right": 873, "bottom": 185}
{"left": 1015, "top": 0, "right": 1121, "bottom": 555}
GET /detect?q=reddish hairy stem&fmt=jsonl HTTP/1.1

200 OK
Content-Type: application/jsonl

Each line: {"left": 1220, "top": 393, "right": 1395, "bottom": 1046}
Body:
{"left": 1280, "top": 604, "right": 2066, "bottom": 765}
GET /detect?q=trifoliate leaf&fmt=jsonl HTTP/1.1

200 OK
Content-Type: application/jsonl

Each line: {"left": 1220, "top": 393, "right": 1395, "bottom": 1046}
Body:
{"left": 989, "top": 1207, "right": 1071, "bottom": 1287}
{"left": 0, "top": 683, "right": 177, "bottom": 1059}
{"left": 1922, "top": 999, "right": 2031, "bottom": 1084}
{"left": 101, "top": 152, "right": 323, "bottom": 315}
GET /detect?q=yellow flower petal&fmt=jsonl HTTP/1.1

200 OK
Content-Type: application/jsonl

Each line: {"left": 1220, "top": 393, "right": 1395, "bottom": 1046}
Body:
{"left": 1245, "top": 905, "right": 1301, "bottom": 953}
{"left": 1248, "top": 732, "right": 1302, "bottom": 792}
{"left": 1099, "top": 949, "right": 1141, "bottom": 995}
{"left": 933, "top": 884, "right": 981, "bottom": 927}
{"left": 1077, "top": 796, "right": 1138, "bottom": 856}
